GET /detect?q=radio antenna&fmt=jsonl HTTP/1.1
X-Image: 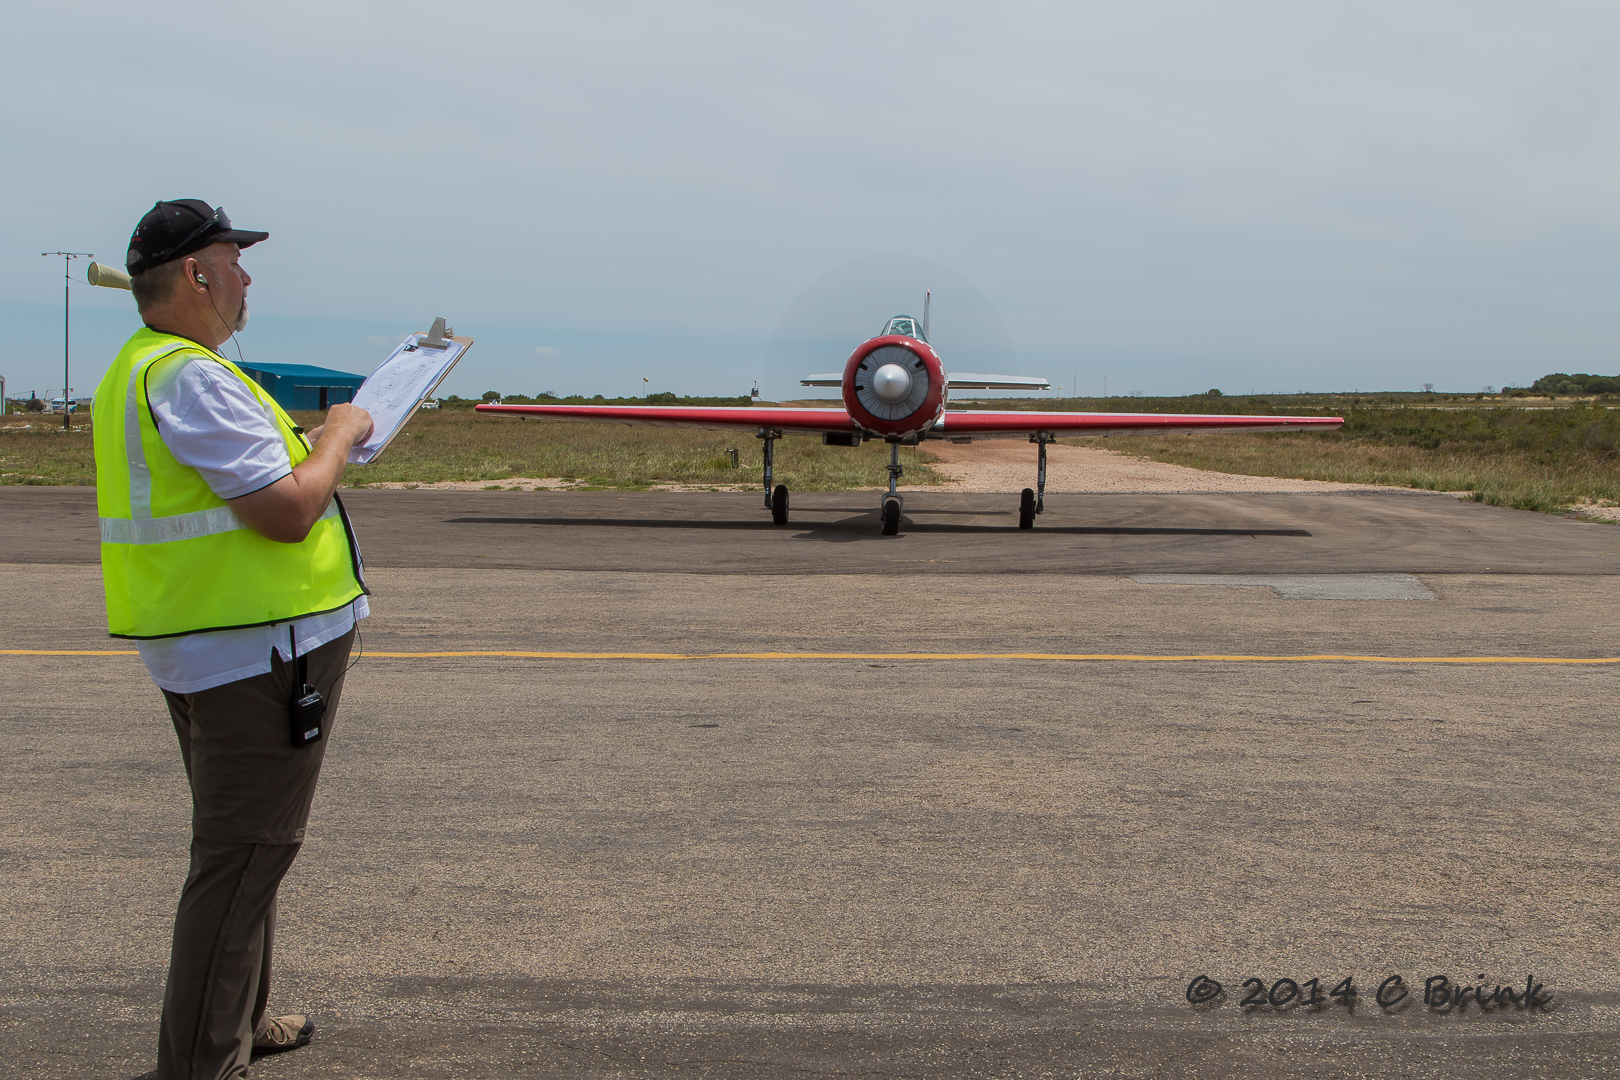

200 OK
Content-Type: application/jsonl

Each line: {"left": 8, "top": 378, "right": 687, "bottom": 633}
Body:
{"left": 41, "top": 252, "right": 93, "bottom": 430}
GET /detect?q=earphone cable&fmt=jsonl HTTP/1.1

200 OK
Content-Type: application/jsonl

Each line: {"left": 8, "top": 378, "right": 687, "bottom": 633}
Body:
{"left": 199, "top": 270, "right": 248, "bottom": 366}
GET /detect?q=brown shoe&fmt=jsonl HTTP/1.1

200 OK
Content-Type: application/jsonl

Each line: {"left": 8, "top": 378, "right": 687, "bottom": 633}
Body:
{"left": 252, "top": 1014, "right": 314, "bottom": 1056}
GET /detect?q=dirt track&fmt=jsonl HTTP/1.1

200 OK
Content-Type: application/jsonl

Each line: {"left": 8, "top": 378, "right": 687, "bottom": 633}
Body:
{"left": 900, "top": 439, "right": 1406, "bottom": 493}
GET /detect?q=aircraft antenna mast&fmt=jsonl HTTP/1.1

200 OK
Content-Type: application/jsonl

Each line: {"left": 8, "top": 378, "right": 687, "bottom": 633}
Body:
{"left": 922, "top": 290, "right": 930, "bottom": 341}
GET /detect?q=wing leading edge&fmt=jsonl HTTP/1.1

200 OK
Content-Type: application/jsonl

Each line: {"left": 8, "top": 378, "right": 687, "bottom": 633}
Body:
{"left": 476, "top": 402, "right": 1342, "bottom": 438}
{"left": 475, "top": 402, "right": 860, "bottom": 433}
{"left": 934, "top": 409, "right": 1344, "bottom": 438}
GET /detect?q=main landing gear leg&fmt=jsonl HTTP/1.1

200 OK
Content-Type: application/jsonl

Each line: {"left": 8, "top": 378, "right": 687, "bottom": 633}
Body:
{"left": 1019, "top": 433, "right": 1053, "bottom": 530}
{"left": 1036, "top": 433, "right": 1050, "bottom": 514}
{"left": 881, "top": 441, "right": 904, "bottom": 536}
{"left": 759, "top": 428, "right": 788, "bottom": 525}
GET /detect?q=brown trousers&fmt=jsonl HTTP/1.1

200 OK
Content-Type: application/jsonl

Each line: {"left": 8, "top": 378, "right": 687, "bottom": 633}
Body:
{"left": 156, "top": 628, "right": 353, "bottom": 1080}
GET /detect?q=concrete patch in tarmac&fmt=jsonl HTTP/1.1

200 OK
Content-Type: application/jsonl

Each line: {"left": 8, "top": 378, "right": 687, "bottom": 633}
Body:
{"left": 1131, "top": 573, "right": 1439, "bottom": 600}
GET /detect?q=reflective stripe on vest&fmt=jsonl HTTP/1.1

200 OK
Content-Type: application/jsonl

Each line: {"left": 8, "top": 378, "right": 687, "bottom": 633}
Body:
{"left": 94, "top": 328, "right": 366, "bottom": 639}
{"left": 100, "top": 501, "right": 340, "bottom": 545}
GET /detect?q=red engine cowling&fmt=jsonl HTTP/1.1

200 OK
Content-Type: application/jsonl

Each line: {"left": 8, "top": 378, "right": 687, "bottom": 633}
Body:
{"left": 840, "top": 335, "right": 947, "bottom": 438}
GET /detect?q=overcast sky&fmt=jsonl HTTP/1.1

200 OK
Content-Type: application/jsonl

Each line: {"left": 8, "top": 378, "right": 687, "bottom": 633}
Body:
{"left": 4, "top": 1, "right": 1617, "bottom": 401}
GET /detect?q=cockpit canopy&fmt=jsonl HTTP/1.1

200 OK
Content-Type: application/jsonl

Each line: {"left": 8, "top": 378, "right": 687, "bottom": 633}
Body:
{"left": 881, "top": 315, "right": 926, "bottom": 343}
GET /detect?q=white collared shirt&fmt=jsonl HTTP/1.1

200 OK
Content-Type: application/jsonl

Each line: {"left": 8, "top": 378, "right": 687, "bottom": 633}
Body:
{"left": 134, "top": 353, "right": 368, "bottom": 694}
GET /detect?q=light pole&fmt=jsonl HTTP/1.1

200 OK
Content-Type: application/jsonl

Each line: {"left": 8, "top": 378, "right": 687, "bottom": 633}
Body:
{"left": 42, "top": 252, "right": 93, "bottom": 429}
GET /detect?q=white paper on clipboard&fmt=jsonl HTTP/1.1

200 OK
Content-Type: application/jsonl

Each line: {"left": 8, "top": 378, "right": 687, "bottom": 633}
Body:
{"left": 348, "top": 332, "right": 471, "bottom": 463}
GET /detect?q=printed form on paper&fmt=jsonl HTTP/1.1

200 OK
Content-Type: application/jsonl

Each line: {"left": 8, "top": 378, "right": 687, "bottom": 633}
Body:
{"left": 348, "top": 332, "right": 471, "bottom": 463}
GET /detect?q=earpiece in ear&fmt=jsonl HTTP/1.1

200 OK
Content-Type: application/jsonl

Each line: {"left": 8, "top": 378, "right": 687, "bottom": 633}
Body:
{"left": 195, "top": 274, "right": 208, "bottom": 284}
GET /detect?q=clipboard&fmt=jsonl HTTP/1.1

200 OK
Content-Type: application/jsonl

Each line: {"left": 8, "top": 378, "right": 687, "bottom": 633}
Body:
{"left": 348, "top": 319, "right": 473, "bottom": 464}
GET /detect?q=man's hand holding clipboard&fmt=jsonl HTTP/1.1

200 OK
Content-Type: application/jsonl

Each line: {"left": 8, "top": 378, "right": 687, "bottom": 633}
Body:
{"left": 347, "top": 317, "right": 472, "bottom": 463}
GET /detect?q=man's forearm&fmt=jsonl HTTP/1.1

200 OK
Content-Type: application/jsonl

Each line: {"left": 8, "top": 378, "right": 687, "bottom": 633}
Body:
{"left": 229, "top": 429, "right": 361, "bottom": 543}
{"left": 285, "top": 435, "right": 353, "bottom": 520}
{"left": 229, "top": 403, "right": 371, "bottom": 543}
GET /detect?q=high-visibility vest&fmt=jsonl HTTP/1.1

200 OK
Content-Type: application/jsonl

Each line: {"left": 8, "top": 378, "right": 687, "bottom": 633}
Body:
{"left": 93, "top": 327, "right": 366, "bottom": 639}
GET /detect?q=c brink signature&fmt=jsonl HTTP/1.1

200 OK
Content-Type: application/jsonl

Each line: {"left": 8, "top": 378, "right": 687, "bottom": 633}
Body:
{"left": 1185, "top": 973, "right": 1553, "bottom": 1012}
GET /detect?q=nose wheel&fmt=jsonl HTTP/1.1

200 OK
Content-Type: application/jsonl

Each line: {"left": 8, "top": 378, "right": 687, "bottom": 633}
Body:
{"left": 771, "top": 485, "right": 789, "bottom": 525}
{"left": 1019, "top": 488, "right": 1036, "bottom": 529}
{"left": 879, "top": 440, "right": 906, "bottom": 536}
{"left": 881, "top": 497, "right": 902, "bottom": 535}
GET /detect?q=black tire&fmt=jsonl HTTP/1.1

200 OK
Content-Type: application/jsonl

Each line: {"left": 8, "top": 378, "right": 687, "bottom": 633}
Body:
{"left": 771, "top": 485, "right": 789, "bottom": 525}
{"left": 1019, "top": 488, "right": 1036, "bottom": 529}
{"left": 881, "top": 498, "right": 901, "bottom": 536}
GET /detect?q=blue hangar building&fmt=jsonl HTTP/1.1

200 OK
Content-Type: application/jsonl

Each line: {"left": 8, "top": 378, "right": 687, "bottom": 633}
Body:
{"left": 236, "top": 363, "right": 366, "bottom": 412}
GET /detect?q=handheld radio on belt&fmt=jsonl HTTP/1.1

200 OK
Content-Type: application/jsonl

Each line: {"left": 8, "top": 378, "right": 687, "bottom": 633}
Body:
{"left": 288, "top": 626, "right": 326, "bottom": 747}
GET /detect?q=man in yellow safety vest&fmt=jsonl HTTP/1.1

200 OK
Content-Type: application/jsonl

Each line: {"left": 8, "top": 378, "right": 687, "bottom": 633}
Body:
{"left": 93, "top": 200, "right": 373, "bottom": 1080}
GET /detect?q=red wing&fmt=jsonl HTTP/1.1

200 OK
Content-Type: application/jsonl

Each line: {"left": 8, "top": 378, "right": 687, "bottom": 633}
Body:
{"left": 936, "top": 409, "right": 1344, "bottom": 437}
{"left": 476, "top": 403, "right": 1344, "bottom": 438}
{"left": 476, "top": 403, "right": 860, "bottom": 434}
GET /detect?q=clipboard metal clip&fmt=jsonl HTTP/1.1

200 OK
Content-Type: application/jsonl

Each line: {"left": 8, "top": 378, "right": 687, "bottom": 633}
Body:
{"left": 414, "top": 316, "right": 455, "bottom": 351}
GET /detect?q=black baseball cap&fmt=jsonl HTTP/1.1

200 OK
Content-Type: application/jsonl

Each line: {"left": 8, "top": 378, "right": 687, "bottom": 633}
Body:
{"left": 126, "top": 199, "right": 268, "bottom": 276}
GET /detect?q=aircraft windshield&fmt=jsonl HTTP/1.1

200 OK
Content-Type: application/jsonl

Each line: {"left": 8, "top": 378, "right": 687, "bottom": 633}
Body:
{"left": 883, "top": 316, "right": 924, "bottom": 341}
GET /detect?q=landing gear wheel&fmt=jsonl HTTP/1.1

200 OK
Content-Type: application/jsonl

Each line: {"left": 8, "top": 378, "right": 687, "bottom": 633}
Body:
{"left": 771, "top": 485, "right": 789, "bottom": 525}
{"left": 881, "top": 498, "right": 901, "bottom": 536}
{"left": 1018, "top": 488, "right": 1036, "bottom": 530}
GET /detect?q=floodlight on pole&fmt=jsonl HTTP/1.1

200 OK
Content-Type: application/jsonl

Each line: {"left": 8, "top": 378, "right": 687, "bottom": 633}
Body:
{"left": 42, "top": 252, "right": 93, "bottom": 430}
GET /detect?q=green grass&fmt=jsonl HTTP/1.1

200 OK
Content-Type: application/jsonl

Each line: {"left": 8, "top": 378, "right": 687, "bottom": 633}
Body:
{"left": 0, "top": 407, "right": 944, "bottom": 491}
{"left": 8, "top": 395, "right": 1620, "bottom": 513}
{"left": 344, "top": 407, "right": 944, "bottom": 490}
{"left": 0, "top": 417, "right": 95, "bottom": 485}
{"left": 1081, "top": 430, "right": 1620, "bottom": 513}
{"left": 1001, "top": 396, "right": 1620, "bottom": 514}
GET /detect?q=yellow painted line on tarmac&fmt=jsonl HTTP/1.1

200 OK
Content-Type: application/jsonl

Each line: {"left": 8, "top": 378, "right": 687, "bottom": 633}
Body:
{"left": 2, "top": 649, "right": 140, "bottom": 655}
{"left": 363, "top": 651, "right": 1620, "bottom": 664}
{"left": 5, "top": 649, "right": 1619, "bottom": 665}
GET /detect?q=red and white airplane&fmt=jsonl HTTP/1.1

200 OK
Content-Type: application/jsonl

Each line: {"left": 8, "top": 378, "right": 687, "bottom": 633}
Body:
{"left": 477, "top": 300, "right": 1343, "bottom": 535}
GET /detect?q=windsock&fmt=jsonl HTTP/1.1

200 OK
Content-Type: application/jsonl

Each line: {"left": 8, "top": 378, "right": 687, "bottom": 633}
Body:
{"left": 86, "top": 262, "right": 132, "bottom": 290}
